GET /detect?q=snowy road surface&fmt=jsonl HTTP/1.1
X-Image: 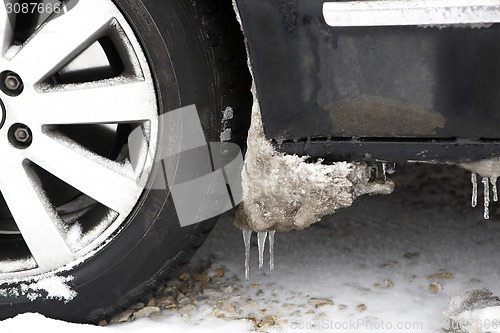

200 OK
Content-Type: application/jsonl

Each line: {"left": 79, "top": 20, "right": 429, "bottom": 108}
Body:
{"left": 2, "top": 163, "right": 500, "bottom": 332}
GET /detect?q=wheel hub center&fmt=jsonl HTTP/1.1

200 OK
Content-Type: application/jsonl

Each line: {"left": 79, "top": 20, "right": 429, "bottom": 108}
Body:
{"left": 0, "top": 99, "right": 5, "bottom": 129}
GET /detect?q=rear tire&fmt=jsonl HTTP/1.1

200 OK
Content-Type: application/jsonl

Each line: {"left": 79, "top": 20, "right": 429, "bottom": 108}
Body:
{"left": 0, "top": 0, "right": 251, "bottom": 323}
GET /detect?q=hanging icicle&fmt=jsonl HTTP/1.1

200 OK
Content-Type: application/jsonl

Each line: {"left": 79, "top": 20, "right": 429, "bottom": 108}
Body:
{"left": 257, "top": 232, "right": 268, "bottom": 270}
{"left": 242, "top": 230, "right": 252, "bottom": 281}
{"left": 471, "top": 173, "right": 478, "bottom": 208}
{"left": 483, "top": 177, "right": 490, "bottom": 220}
{"left": 491, "top": 177, "right": 498, "bottom": 202}
{"left": 269, "top": 230, "right": 276, "bottom": 271}
{"left": 241, "top": 230, "right": 277, "bottom": 279}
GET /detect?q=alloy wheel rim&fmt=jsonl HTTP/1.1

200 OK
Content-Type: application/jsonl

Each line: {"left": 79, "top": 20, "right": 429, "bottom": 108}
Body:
{"left": 0, "top": 0, "right": 159, "bottom": 279}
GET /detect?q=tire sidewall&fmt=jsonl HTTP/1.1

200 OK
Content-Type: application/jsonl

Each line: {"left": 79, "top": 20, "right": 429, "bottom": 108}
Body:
{"left": 0, "top": 0, "right": 222, "bottom": 322}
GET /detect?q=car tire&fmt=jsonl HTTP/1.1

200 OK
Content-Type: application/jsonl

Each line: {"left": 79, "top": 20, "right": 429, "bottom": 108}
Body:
{"left": 0, "top": 0, "right": 251, "bottom": 323}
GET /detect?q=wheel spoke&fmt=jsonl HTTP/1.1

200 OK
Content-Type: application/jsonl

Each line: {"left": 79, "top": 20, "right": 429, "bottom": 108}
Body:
{"left": 20, "top": 80, "right": 155, "bottom": 125}
{"left": 9, "top": 0, "right": 118, "bottom": 83}
{"left": 0, "top": 1, "right": 15, "bottom": 56}
{"left": 0, "top": 154, "right": 73, "bottom": 270}
{"left": 26, "top": 133, "right": 143, "bottom": 213}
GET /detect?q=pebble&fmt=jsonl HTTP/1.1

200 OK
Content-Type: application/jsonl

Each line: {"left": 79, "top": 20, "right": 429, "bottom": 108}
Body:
{"left": 220, "top": 302, "right": 237, "bottom": 315}
{"left": 308, "top": 298, "right": 334, "bottom": 308}
{"left": 429, "top": 282, "right": 444, "bottom": 293}
{"left": 178, "top": 273, "right": 190, "bottom": 281}
{"left": 338, "top": 304, "right": 347, "bottom": 311}
{"left": 220, "top": 285, "right": 233, "bottom": 293}
{"left": 193, "top": 274, "right": 209, "bottom": 281}
{"left": 110, "top": 309, "right": 134, "bottom": 323}
{"left": 133, "top": 307, "right": 160, "bottom": 320}
{"left": 161, "top": 295, "right": 175, "bottom": 305}
{"left": 427, "top": 272, "right": 454, "bottom": 280}
{"left": 256, "top": 289, "right": 264, "bottom": 297}
{"left": 404, "top": 252, "right": 420, "bottom": 260}
{"left": 374, "top": 279, "right": 394, "bottom": 288}
{"left": 178, "top": 298, "right": 191, "bottom": 306}
{"left": 164, "top": 305, "right": 178, "bottom": 312}
{"left": 258, "top": 315, "right": 276, "bottom": 329}
{"left": 203, "top": 288, "right": 222, "bottom": 296}
{"left": 357, "top": 304, "right": 367, "bottom": 312}
{"left": 471, "top": 278, "right": 481, "bottom": 283}
{"left": 239, "top": 301, "right": 259, "bottom": 310}
{"left": 178, "top": 305, "right": 195, "bottom": 317}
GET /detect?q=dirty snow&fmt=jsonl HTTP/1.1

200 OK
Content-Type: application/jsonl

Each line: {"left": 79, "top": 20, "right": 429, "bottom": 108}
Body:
{"left": 460, "top": 158, "right": 500, "bottom": 180}
{"left": 235, "top": 100, "right": 393, "bottom": 232}
{"left": 460, "top": 158, "right": 500, "bottom": 220}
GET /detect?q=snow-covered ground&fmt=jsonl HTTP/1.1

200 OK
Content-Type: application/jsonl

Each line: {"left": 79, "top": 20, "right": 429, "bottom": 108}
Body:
{"left": 3, "top": 163, "right": 500, "bottom": 332}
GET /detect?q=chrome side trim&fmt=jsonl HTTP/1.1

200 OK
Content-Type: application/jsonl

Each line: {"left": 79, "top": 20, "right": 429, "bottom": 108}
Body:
{"left": 323, "top": 0, "right": 500, "bottom": 27}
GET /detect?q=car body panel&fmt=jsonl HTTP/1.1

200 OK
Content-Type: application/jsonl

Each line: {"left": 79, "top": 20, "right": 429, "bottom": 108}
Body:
{"left": 235, "top": 0, "right": 500, "bottom": 162}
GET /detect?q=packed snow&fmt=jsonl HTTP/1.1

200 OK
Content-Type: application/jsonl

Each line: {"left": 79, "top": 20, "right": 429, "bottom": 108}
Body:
{"left": 2, "top": 164, "right": 500, "bottom": 332}
{"left": 235, "top": 96, "right": 394, "bottom": 233}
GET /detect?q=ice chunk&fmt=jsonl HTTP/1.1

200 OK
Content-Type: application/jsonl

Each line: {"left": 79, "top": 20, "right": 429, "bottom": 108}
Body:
{"left": 257, "top": 231, "right": 267, "bottom": 270}
{"left": 235, "top": 92, "right": 394, "bottom": 232}
{"left": 269, "top": 230, "right": 276, "bottom": 271}
{"left": 483, "top": 177, "right": 490, "bottom": 220}
{"left": 242, "top": 230, "right": 252, "bottom": 281}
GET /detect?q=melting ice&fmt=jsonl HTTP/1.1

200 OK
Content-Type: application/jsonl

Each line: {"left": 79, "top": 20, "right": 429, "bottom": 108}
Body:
{"left": 242, "top": 230, "right": 276, "bottom": 280}
{"left": 461, "top": 158, "right": 500, "bottom": 220}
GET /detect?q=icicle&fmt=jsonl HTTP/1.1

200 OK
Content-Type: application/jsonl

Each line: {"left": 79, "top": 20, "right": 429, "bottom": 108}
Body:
{"left": 382, "top": 162, "right": 387, "bottom": 181}
{"left": 257, "top": 231, "right": 268, "bottom": 269}
{"left": 471, "top": 173, "right": 478, "bottom": 208}
{"left": 492, "top": 177, "right": 498, "bottom": 202}
{"left": 386, "top": 162, "right": 396, "bottom": 175}
{"left": 276, "top": 138, "right": 284, "bottom": 150}
{"left": 242, "top": 230, "right": 252, "bottom": 280}
{"left": 269, "top": 230, "right": 276, "bottom": 271}
{"left": 483, "top": 177, "right": 490, "bottom": 220}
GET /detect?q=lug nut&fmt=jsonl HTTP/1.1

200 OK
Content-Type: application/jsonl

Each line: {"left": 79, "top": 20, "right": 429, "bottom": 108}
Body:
{"left": 0, "top": 71, "right": 23, "bottom": 96}
{"left": 8, "top": 124, "right": 32, "bottom": 149}
{"left": 4, "top": 74, "right": 21, "bottom": 91}
{"left": 14, "top": 127, "right": 30, "bottom": 143}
